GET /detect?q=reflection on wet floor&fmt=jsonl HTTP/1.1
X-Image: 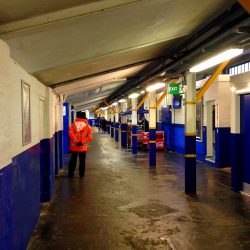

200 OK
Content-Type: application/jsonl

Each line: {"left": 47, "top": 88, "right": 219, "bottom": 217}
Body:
{"left": 28, "top": 128, "right": 250, "bottom": 250}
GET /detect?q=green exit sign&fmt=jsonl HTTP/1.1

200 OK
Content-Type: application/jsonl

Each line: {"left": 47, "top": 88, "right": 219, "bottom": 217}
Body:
{"left": 168, "top": 83, "right": 185, "bottom": 94}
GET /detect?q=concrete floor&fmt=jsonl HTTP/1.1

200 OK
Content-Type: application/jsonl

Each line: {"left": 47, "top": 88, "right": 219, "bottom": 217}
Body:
{"left": 28, "top": 128, "right": 250, "bottom": 250}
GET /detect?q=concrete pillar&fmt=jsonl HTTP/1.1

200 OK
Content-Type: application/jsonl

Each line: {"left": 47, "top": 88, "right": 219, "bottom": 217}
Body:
{"left": 149, "top": 91, "right": 156, "bottom": 166}
{"left": 59, "top": 99, "right": 64, "bottom": 170}
{"left": 43, "top": 87, "right": 56, "bottom": 201}
{"left": 73, "top": 108, "right": 76, "bottom": 121}
{"left": 111, "top": 107, "right": 114, "bottom": 138}
{"left": 132, "top": 97, "right": 137, "bottom": 154}
{"left": 68, "top": 102, "right": 72, "bottom": 127}
{"left": 230, "top": 88, "right": 241, "bottom": 192}
{"left": 115, "top": 105, "right": 119, "bottom": 141}
{"left": 185, "top": 71, "right": 196, "bottom": 194}
{"left": 121, "top": 102, "right": 127, "bottom": 147}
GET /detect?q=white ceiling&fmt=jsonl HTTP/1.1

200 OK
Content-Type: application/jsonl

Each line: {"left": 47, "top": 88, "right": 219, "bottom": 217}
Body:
{"left": 0, "top": 0, "right": 236, "bottom": 110}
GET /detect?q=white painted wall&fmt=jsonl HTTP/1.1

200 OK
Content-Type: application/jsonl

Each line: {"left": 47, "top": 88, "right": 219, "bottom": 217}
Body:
{"left": 0, "top": 40, "right": 11, "bottom": 169}
{"left": 10, "top": 58, "right": 47, "bottom": 157}
{"left": 0, "top": 39, "right": 58, "bottom": 164}
{"left": 88, "top": 109, "right": 95, "bottom": 119}
{"left": 197, "top": 75, "right": 231, "bottom": 128}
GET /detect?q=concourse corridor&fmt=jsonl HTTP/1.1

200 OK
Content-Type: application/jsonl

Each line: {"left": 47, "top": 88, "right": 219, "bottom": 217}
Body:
{"left": 28, "top": 128, "right": 250, "bottom": 250}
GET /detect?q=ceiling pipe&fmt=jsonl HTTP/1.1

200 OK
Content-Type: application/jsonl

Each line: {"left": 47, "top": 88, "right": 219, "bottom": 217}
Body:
{"left": 106, "top": 9, "right": 250, "bottom": 103}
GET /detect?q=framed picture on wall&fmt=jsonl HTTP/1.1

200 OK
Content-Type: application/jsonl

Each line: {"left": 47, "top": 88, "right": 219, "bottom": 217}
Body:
{"left": 22, "top": 80, "right": 31, "bottom": 146}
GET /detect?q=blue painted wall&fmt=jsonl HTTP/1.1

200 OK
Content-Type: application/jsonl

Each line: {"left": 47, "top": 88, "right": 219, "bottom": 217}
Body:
{"left": 88, "top": 119, "right": 96, "bottom": 126}
{"left": 0, "top": 137, "right": 56, "bottom": 250}
{"left": 196, "top": 127, "right": 206, "bottom": 163}
{"left": 40, "top": 138, "right": 55, "bottom": 202}
{"left": 12, "top": 143, "right": 41, "bottom": 250}
{"left": 173, "top": 124, "right": 185, "bottom": 155}
{"left": 156, "top": 122, "right": 162, "bottom": 131}
{"left": 0, "top": 164, "right": 13, "bottom": 250}
{"left": 63, "top": 103, "right": 69, "bottom": 154}
{"left": 161, "top": 106, "right": 230, "bottom": 167}
{"left": 240, "top": 94, "right": 250, "bottom": 184}
{"left": 161, "top": 106, "right": 171, "bottom": 150}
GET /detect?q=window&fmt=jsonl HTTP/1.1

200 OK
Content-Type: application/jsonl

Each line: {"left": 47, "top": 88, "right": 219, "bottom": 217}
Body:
{"left": 229, "top": 61, "right": 250, "bottom": 75}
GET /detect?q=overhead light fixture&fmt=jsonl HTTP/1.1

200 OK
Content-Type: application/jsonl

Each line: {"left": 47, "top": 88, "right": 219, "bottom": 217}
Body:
{"left": 101, "top": 107, "right": 108, "bottom": 110}
{"left": 112, "top": 102, "right": 118, "bottom": 105}
{"left": 190, "top": 49, "right": 243, "bottom": 72}
{"left": 128, "top": 93, "right": 139, "bottom": 98}
{"left": 141, "top": 90, "right": 145, "bottom": 94}
{"left": 118, "top": 99, "right": 126, "bottom": 102}
{"left": 235, "top": 88, "right": 250, "bottom": 94}
{"left": 146, "top": 82, "right": 165, "bottom": 92}
{"left": 230, "top": 86, "right": 235, "bottom": 92}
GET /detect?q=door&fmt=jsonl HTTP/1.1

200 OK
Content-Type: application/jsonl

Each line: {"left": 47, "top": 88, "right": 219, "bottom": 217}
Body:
{"left": 240, "top": 94, "right": 250, "bottom": 193}
{"left": 206, "top": 101, "right": 213, "bottom": 158}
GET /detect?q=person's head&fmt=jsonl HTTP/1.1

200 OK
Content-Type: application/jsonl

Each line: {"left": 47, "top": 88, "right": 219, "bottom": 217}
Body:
{"left": 99, "top": 114, "right": 101, "bottom": 117}
{"left": 101, "top": 116, "right": 103, "bottom": 119}
{"left": 142, "top": 116, "right": 145, "bottom": 121}
{"left": 80, "top": 112, "right": 87, "bottom": 119}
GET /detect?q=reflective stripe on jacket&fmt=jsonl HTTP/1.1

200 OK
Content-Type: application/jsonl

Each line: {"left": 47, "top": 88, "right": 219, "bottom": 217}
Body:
{"left": 69, "top": 119, "right": 93, "bottom": 152}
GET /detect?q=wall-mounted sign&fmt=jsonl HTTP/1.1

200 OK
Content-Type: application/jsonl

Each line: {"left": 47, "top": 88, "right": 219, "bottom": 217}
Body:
{"left": 168, "top": 83, "right": 185, "bottom": 94}
{"left": 22, "top": 80, "right": 31, "bottom": 146}
{"left": 63, "top": 106, "right": 66, "bottom": 116}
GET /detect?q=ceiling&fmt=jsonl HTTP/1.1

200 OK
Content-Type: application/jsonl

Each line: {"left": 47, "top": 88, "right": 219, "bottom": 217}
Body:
{"left": 0, "top": 0, "right": 237, "bottom": 110}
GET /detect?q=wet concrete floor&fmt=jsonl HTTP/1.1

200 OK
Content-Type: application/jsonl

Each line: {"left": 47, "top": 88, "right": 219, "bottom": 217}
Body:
{"left": 28, "top": 128, "right": 250, "bottom": 250}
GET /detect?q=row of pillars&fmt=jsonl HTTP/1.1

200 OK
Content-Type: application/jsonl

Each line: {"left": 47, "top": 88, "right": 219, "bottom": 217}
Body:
{"left": 104, "top": 71, "right": 196, "bottom": 194}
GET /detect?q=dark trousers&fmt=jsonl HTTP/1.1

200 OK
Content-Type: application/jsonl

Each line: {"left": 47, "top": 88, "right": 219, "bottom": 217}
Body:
{"left": 69, "top": 151, "right": 86, "bottom": 175}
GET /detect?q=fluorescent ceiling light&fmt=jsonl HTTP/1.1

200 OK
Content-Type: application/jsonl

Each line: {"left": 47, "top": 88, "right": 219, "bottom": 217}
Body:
{"left": 190, "top": 49, "right": 243, "bottom": 72}
{"left": 146, "top": 83, "right": 165, "bottom": 92}
{"left": 118, "top": 99, "right": 126, "bottom": 102}
{"left": 112, "top": 102, "right": 118, "bottom": 105}
{"left": 141, "top": 90, "right": 145, "bottom": 94}
{"left": 235, "top": 88, "right": 250, "bottom": 94}
{"left": 101, "top": 107, "right": 108, "bottom": 110}
{"left": 128, "top": 93, "right": 139, "bottom": 98}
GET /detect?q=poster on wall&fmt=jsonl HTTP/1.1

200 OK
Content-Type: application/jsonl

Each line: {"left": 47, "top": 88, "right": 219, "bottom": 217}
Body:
{"left": 22, "top": 80, "right": 31, "bottom": 146}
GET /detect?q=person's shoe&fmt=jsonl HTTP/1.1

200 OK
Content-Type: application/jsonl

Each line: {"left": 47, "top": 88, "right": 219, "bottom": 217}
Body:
{"left": 68, "top": 173, "right": 74, "bottom": 178}
{"left": 79, "top": 173, "right": 85, "bottom": 178}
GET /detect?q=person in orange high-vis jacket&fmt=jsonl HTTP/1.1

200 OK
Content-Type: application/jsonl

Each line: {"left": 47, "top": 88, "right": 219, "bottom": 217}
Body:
{"left": 68, "top": 112, "right": 93, "bottom": 178}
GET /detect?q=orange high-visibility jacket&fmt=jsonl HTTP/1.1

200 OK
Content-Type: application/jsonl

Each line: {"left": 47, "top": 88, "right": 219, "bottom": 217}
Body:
{"left": 69, "top": 119, "right": 93, "bottom": 152}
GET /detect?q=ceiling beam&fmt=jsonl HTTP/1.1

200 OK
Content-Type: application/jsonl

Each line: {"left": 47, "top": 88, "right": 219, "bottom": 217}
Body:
{"left": 0, "top": 0, "right": 147, "bottom": 38}
{"left": 50, "top": 55, "right": 169, "bottom": 88}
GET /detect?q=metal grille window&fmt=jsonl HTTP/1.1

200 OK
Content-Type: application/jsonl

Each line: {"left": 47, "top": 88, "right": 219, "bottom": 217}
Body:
{"left": 229, "top": 62, "right": 250, "bottom": 75}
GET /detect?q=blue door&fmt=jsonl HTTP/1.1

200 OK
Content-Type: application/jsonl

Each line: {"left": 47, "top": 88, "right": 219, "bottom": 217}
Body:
{"left": 161, "top": 106, "right": 172, "bottom": 150}
{"left": 240, "top": 94, "right": 250, "bottom": 191}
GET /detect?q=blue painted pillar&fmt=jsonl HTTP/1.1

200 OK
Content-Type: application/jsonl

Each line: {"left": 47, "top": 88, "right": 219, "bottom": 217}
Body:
{"left": 111, "top": 108, "right": 114, "bottom": 138}
{"left": 231, "top": 91, "right": 242, "bottom": 192}
{"left": 149, "top": 90, "right": 156, "bottom": 166}
{"left": 185, "top": 71, "right": 196, "bottom": 194}
{"left": 108, "top": 120, "right": 110, "bottom": 134}
{"left": 115, "top": 105, "right": 119, "bottom": 141}
{"left": 115, "top": 122, "right": 119, "bottom": 141}
{"left": 63, "top": 103, "right": 69, "bottom": 154}
{"left": 132, "top": 97, "right": 138, "bottom": 154}
{"left": 121, "top": 113, "right": 128, "bottom": 147}
{"left": 121, "top": 123, "right": 128, "bottom": 146}
{"left": 107, "top": 108, "right": 110, "bottom": 134}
